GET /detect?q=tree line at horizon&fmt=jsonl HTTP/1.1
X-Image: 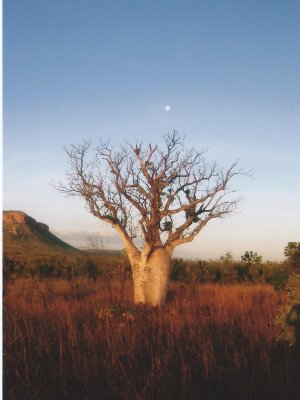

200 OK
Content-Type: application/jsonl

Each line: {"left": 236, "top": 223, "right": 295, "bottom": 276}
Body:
{"left": 4, "top": 242, "right": 300, "bottom": 292}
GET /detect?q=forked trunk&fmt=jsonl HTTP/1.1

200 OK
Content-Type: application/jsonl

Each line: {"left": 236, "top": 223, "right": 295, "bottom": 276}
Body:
{"left": 131, "top": 247, "right": 171, "bottom": 306}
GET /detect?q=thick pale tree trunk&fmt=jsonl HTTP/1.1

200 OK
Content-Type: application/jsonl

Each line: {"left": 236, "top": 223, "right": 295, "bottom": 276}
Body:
{"left": 132, "top": 265, "right": 146, "bottom": 304}
{"left": 130, "top": 247, "right": 172, "bottom": 306}
{"left": 144, "top": 247, "right": 171, "bottom": 306}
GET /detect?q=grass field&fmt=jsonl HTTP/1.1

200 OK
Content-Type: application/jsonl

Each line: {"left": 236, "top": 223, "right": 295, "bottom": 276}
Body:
{"left": 3, "top": 279, "right": 297, "bottom": 400}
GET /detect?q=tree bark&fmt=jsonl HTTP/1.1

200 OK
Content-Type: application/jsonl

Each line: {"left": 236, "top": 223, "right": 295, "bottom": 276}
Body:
{"left": 130, "top": 247, "right": 171, "bottom": 306}
{"left": 132, "top": 264, "right": 146, "bottom": 304}
{"left": 144, "top": 247, "right": 171, "bottom": 306}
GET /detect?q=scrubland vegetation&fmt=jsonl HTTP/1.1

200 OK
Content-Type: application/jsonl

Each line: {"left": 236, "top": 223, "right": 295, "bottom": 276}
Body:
{"left": 3, "top": 277, "right": 298, "bottom": 400}
{"left": 4, "top": 243, "right": 300, "bottom": 399}
{"left": 2, "top": 252, "right": 293, "bottom": 291}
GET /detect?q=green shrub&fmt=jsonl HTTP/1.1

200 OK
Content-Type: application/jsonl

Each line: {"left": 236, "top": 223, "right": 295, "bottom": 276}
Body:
{"left": 84, "top": 259, "right": 99, "bottom": 282}
{"left": 284, "top": 242, "right": 300, "bottom": 268}
{"left": 37, "top": 263, "right": 55, "bottom": 278}
{"left": 268, "top": 268, "right": 288, "bottom": 291}
{"left": 170, "top": 259, "right": 191, "bottom": 283}
{"left": 276, "top": 273, "right": 300, "bottom": 344}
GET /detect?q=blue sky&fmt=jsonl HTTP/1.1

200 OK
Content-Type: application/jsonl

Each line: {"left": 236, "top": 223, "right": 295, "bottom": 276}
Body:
{"left": 4, "top": 0, "right": 300, "bottom": 260}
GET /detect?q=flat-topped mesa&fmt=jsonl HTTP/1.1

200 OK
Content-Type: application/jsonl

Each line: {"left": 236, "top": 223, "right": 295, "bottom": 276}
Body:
{"left": 3, "top": 211, "right": 28, "bottom": 224}
{"left": 3, "top": 211, "right": 50, "bottom": 233}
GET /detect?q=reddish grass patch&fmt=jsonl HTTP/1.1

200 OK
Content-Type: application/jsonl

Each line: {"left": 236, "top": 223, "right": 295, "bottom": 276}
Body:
{"left": 3, "top": 279, "right": 296, "bottom": 399}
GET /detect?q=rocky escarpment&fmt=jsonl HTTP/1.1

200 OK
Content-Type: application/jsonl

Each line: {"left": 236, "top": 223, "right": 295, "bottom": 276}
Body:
{"left": 4, "top": 211, "right": 50, "bottom": 235}
{"left": 3, "top": 210, "right": 79, "bottom": 258}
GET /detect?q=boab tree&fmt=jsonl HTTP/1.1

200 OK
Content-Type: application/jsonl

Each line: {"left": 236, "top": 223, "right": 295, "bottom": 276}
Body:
{"left": 58, "top": 133, "right": 244, "bottom": 305}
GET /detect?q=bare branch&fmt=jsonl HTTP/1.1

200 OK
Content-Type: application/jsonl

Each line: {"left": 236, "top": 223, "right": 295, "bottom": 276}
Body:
{"left": 56, "top": 133, "right": 248, "bottom": 256}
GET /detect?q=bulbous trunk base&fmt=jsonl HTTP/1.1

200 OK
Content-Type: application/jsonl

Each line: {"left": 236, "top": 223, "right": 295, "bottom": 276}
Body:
{"left": 132, "top": 248, "right": 171, "bottom": 306}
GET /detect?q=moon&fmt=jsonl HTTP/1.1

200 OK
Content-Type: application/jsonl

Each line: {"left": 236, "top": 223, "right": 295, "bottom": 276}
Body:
{"left": 164, "top": 105, "right": 171, "bottom": 112}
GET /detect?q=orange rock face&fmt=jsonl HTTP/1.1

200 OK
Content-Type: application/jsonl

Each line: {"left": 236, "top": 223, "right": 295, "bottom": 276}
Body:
{"left": 3, "top": 211, "right": 49, "bottom": 232}
{"left": 3, "top": 211, "right": 28, "bottom": 225}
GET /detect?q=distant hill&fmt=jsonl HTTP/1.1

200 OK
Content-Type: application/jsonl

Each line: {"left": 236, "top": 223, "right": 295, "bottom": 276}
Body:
{"left": 84, "top": 248, "right": 122, "bottom": 257}
{"left": 3, "top": 211, "right": 81, "bottom": 260}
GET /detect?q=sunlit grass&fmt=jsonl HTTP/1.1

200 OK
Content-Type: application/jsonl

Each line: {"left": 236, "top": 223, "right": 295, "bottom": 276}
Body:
{"left": 3, "top": 279, "right": 296, "bottom": 400}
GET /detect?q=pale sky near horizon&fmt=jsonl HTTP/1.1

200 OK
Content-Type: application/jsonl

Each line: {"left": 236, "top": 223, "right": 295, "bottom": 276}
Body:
{"left": 4, "top": 0, "right": 300, "bottom": 261}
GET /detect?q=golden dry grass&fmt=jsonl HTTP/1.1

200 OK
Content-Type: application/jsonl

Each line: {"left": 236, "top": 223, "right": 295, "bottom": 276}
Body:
{"left": 3, "top": 279, "right": 296, "bottom": 400}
